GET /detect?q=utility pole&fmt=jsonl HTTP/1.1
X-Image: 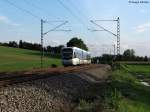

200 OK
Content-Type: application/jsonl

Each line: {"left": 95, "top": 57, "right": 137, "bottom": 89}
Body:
{"left": 113, "top": 44, "right": 116, "bottom": 64}
{"left": 116, "top": 17, "right": 120, "bottom": 68}
{"left": 40, "top": 19, "right": 71, "bottom": 68}
{"left": 117, "top": 17, "right": 120, "bottom": 55}
{"left": 89, "top": 18, "right": 120, "bottom": 68}
{"left": 41, "top": 19, "right": 44, "bottom": 68}
{"left": 113, "top": 44, "right": 116, "bottom": 56}
{"left": 89, "top": 17, "right": 120, "bottom": 56}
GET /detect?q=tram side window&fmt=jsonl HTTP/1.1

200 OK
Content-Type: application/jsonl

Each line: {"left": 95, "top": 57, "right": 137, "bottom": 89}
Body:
{"left": 79, "top": 50, "right": 82, "bottom": 59}
{"left": 84, "top": 53, "right": 87, "bottom": 60}
{"left": 86, "top": 54, "right": 88, "bottom": 60}
{"left": 74, "top": 52, "right": 77, "bottom": 58}
{"left": 75, "top": 50, "right": 80, "bottom": 59}
{"left": 86, "top": 54, "right": 90, "bottom": 60}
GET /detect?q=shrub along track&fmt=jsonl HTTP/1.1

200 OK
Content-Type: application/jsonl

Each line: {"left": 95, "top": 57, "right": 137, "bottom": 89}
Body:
{"left": 0, "top": 64, "right": 108, "bottom": 87}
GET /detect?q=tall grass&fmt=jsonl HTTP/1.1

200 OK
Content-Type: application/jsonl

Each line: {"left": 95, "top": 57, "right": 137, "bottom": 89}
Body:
{"left": 109, "top": 67, "right": 150, "bottom": 112}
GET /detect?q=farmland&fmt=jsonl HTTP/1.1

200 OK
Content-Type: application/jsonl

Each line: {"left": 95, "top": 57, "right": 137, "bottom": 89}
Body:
{"left": 108, "top": 64, "right": 150, "bottom": 112}
{"left": 0, "top": 46, "right": 62, "bottom": 72}
{"left": 122, "top": 63, "right": 150, "bottom": 74}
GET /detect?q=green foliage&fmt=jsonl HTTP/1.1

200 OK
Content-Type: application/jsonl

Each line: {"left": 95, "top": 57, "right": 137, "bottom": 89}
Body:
{"left": 103, "top": 88, "right": 122, "bottom": 111}
{"left": 51, "top": 64, "right": 57, "bottom": 68}
{"left": 0, "top": 40, "right": 64, "bottom": 55}
{"left": 72, "top": 64, "right": 150, "bottom": 112}
{"left": 57, "top": 63, "right": 150, "bottom": 112}
{"left": 0, "top": 46, "right": 62, "bottom": 72}
{"left": 92, "top": 54, "right": 114, "bottom": 65}
{"left": 67, "top": 37, "right": 88, "bottom": 51}
{"left": 8, "top": 41, "right": 18, "bottom": 48}
{"left": 50, "top": 45, "right": 64, "bottom": 54}
{"left": 74, "top": 100, "right": 96, "bottom": 112}
{"left": 73, "top": 97, "right": 104, "bottom": 112}
{"left": 110, "top": 65, "right": 150, "bottom": 112}
{"left": 118, "top": 99, "right": 150, "bottom": 112}
{"left": 123, "top": 49, "right": 135, "bottom": 61}
{"left": 123, "top": 49, "right": 135, "bottom": 57}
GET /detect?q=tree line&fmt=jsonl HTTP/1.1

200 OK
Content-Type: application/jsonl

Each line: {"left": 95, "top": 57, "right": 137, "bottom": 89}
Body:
{"left": 92, "top": 49, "right": 150, "bottom": 64}
{"left": 0, "top": 37, "right": 88, "bottom": 54}
{"left": 0, "top": 38, "right": 149, "bottom": 63}
{"left": 1, "top": 39, "right": 149, "bottom": 62}
{"left": 0, "top": 40, "right": 41, "bottom": 50}
{"left": 0, "top": 40, "right": 64, "bottom": 55}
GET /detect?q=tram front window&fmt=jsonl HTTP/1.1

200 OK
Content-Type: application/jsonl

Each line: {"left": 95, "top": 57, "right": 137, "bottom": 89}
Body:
{"left": 62, "top": 48, "right": 73, "bottom": 59}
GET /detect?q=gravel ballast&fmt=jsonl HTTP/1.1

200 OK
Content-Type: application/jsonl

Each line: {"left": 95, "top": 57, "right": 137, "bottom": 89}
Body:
{"left": 0, "top": 65, "right": 111, "bottom": 112}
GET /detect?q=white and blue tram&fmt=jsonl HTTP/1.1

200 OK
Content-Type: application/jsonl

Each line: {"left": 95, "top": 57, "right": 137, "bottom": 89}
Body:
{"left": 61, "top": 47, "right": 91, "bottom": 66}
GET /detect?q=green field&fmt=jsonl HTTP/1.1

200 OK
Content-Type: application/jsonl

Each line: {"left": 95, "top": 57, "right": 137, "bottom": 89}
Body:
{"left": 122, "top": 64, "right": 150, "bottom": 74}
{"left": 0, "top": 46, "right": 62, "bottom": 72}
{"left": 109, "top": 64, "right": 150, "bottom": 112}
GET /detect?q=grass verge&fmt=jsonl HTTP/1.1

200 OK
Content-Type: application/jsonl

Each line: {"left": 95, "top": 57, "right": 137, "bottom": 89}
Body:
{"left": 72, "top": 64, "right": 150, "bottom": 112}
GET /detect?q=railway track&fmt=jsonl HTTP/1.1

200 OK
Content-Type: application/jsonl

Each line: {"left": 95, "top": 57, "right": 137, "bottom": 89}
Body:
{"left": 0, "top": 64, "right": 106, "bottom": 87}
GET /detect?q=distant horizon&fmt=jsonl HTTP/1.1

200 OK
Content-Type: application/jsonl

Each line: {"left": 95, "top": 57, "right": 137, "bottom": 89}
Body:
{"left": 1, "top": 39, "right": 150, "bottom": 58}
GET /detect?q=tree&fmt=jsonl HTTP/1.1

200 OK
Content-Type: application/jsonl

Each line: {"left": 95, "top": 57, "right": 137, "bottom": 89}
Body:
{"left": 144, "top": 56, "right": 148, "bottom": 62}
{"left": 19, "top": 40, "right": 23, "bottom": 48}
{"left": 48, "top": 45, "right": 64, "bottom": 55}
{"left": 67, "top": 37, "right": 88, "bottom": 51}
{"left": 123, "top": 49, "right": 135, "bottom": 61}
{"left": 8, "top": 41, "right": 18, "bottom": 48}
{"left": 46, "top": 45, "right": 52, "bottom": 52}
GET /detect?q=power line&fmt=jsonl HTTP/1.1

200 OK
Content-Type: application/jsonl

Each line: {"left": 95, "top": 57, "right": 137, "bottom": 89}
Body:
{"left": 40, "top": 19, "right": 71, "bottom": 68}
{"left": 23, "top": 0, "right": 42, "bottom": 11}
{"left": 3, "top": 0, "right": 41, "bottom": 20}
{"left": 68, "top": 0, "right": 93, "bottom": 30}
{"left": 23, "top": 0, "right": 59, "bottom": 20}
{"left": 67, "top": 0, "right": 103, "bottom": 40}
{"left": 67, "top": 0, "right": 88, "bottom": 21}
{"left": 90, "top": 18, "right": 120, "bottom": 56}
{"left": 90, "top": 20, "right": 117, "bottom": 36}
{"left": 57, "top": 0, "right": 87, "bottom": 28}
{"left": 93, "top": 20, "right": 117, "bottom": 22}
{"left": 43, "top": 21, "right": 71, "bottom": 35}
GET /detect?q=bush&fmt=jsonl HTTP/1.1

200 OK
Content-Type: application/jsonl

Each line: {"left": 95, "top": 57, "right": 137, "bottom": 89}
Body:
{"left": 51, "top": 64, "right": 57, "bottom": 68}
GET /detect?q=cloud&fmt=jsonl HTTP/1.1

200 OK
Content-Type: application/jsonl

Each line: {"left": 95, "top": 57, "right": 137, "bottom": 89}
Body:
{"left": 0, "top": 15, "right": 20, "bottom": 26}
{"left": 133, "top": 22, "right": 150, "bottom": 33}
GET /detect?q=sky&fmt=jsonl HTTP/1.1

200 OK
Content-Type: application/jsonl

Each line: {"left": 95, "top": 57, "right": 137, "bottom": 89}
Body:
{"left": 0, "top": 0, "right": 150, "bottom": 56}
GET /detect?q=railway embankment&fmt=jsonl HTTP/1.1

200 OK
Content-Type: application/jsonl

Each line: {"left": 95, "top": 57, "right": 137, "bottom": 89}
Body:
{"left": 0, "top": 65, "right": 111, "bottom": 112}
